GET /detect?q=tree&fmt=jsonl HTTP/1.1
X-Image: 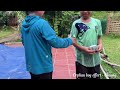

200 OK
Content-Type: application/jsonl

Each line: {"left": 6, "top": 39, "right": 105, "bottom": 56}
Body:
{"left": 45, "top": 11, "right": 80, "bottom": 37}
{"left": 0, "top": 11, "right": 7, "bottom": 26}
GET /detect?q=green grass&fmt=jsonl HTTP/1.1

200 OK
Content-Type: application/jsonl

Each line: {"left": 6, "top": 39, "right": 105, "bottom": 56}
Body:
{"left": 15, "top": 39, "right": 22, "bottom": 42}
{"left": 0, "top": 30, "right": 14, "bottom": 39}
{"left": 0, "top": 26, "right": 17, "bottom": 39}
{"left": 0, "top": 26, "right": 21, "bottom": 43}
{"left": 101, "top": 62, "right": 120, "bottom": 79}
{"left": 101, "top": 34, "right": 120, "bottom": 79}
{"left": 102, "top": 34, "right": 120, "bottom": 65}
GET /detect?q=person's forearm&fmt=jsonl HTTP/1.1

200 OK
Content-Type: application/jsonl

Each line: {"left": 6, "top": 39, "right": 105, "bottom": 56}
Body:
{"left": 98, "top": 36, "right": 102, "bottom": 45}
{"left": 73, "top": 42, "right": 95, "bottom": 54}
{"left": 73, "top": 43, "right": 85, "bottom": 51}
{"left": 48, "top": 37, "right": 73, "bottom": 48}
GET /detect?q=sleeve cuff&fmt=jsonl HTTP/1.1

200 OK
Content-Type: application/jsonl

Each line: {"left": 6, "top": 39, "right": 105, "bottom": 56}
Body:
{"left": 68, "top": 38, "right": 73, "bottom": 45}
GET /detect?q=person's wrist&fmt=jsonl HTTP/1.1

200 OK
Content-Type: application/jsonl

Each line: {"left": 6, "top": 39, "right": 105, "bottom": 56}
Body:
{"left": 69, "top": 38, "right": 73, "bottom": 45}
{"left": 81, "top": 46, "right": 87, "bottom": 52}
{"left": 98, "top": 44, "right": 102, "bottom": 46}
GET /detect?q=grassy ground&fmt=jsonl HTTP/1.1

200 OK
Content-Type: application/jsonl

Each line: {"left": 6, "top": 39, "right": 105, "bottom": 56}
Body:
{"left": 0, "top": 27, "right": 15, "bottom": 39}
{"left": 0, "top": 30, "right": 14, "bottom": 39}
{"left": 0, "top": 27, "right": 20, "bottom": 44}
{"left": 101, "top": 62, "right": 120, "bottom": 79}
{"left": 102, "top": 34, "right": 120, "bottom": 65}
{"left": 101, "top": 34, "right": 120, "bottom": 79}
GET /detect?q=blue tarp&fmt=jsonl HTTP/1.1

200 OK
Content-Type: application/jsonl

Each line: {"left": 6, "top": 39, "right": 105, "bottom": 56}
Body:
{"left": 0, "top": 44, "right": 30, "bottom": 79}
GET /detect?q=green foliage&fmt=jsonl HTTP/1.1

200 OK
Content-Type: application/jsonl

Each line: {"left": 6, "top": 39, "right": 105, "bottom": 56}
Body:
{"left": 92, "top": 11, "right": 107, "bottom": 20}
{"left": 2, "top": 25, "right": 8, "bottom": 31}
{"left": 45, "top": 11, "right": 56, "bottom": 28}
{"left": 45, "top": 11, "right": 79, "bottom": 37}
{"left": 110, "top": 11, "right": 120, "bottom": 20}
{"left": 0, "top": 11, "right": 26, "bottom": 31}
{"left": 0, "top": 11, "right": 18, "bottom": 25}
{"left": 15, "top": 11, "right": 26, "bottom": 24}
{"left": 0, "top": 11, "right": 7, "bottom": 25}
{"left": 58, "top": 11, "right": 79, "bottom": 37}
{"left": 101, "top": 19, "right": 107, "bottom": 34}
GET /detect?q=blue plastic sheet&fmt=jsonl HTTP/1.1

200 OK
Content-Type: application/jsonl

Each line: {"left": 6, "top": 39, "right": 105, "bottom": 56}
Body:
{"left": 0, "top": 44, "right": 30, "bottom": 79}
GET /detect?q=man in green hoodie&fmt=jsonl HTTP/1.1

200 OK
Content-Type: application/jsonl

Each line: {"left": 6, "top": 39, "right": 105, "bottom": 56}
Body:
{"left": 20, "top": 11, "right": 78, "bottom": 79}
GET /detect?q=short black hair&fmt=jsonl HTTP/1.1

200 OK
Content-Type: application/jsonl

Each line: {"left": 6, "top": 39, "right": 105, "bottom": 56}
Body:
{"left": 25, "top": 11, "right": 35, "bottom": 15}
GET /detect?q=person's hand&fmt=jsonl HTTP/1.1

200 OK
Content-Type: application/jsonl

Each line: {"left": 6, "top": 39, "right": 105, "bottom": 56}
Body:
{"left": 71, "top": 37, "right": 76, "bottom": 44}
{"left": 68, "top": 34, "right": 70, "bottom": 38}
{"left": 68, "top": 34, "right": 77, "bottom": 44}
{"left": 96, "top": 44, "right": 102, "bottom": 52}
{"left": 83, "top": 47, "right": 95, "bottom": 54}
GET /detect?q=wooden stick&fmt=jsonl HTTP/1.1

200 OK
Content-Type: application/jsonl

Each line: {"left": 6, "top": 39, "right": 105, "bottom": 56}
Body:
{"left": 100, "top": 64, "right": 109, "bottom": 79}
{"left": 101, "top": 59, "right": 120, "bottom": 67}
{"left": 114, "top": 68, "right": 120, "bottom": 75}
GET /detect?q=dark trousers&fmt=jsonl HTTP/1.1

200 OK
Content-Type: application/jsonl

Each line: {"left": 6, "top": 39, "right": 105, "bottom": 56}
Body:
{"left": 76, "top": 62, "right": 100, "bottom": 79}
{"left": 30, "top": 72, "right": 53, "bottom": 79}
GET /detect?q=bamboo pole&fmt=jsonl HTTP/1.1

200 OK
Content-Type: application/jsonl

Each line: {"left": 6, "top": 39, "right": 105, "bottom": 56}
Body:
{"left": 101, "top": 59, "right": 120, "bottom": 67}
{"left": 100, "top": 64, "right": 109, "bottom": 79}
{"left": 114, "top": 68, "right": 120, "bottom": 75}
